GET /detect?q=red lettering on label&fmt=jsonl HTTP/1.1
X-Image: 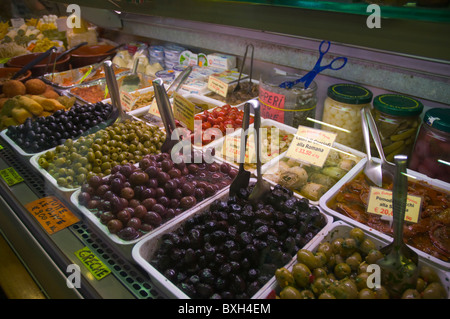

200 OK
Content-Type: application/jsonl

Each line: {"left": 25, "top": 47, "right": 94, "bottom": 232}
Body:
{"left": 259, "top": 87, "right": 285, "bottom": 123}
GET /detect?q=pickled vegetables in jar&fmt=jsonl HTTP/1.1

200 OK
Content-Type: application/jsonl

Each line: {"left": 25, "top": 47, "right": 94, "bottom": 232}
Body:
{"left": 409, "top": 108, "right": 450, "bottom": 183}
{"left": 370, "top": 94, "right": 423, "bottom": 163}
{"left": 322, "top": 84, "right": 373, "bottom": 151}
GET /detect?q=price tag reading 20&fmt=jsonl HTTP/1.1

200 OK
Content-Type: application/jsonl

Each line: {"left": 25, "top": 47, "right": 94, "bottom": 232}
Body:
{"left": 286, "top": 126, "right": 337, "bottom": 167}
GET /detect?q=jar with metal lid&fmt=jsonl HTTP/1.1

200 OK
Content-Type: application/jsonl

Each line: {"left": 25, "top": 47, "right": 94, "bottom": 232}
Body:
{"left": 370, "top": 94, "right": 424, "bottom": 162}
{"left": 322, "top": 83, "right": 373, "bottom": 151}
{"left": 409, "top": 108, "right": 450, "bottom": 183}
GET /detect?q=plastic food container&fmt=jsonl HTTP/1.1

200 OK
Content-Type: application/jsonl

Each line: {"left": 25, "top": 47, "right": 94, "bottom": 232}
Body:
{"left": 409, "top": 108, "right": 450, "bottom": 184}
{"left": 261, "top": 142, "right": 366, "bottom": 205}
{"left": 319, "top": 158, "right": 450, "bottom": 270}
{"left": 204, "top": 79, "right": 259, "bottom": 109}
{"left": 371, "top": 94, "right": 424, "bottom": 162}
{"left": 321, "top": 83, "right": 373, "bottom": 152}
{"left": 254, "top": 221, "right": 450, "bottom": 299}
{"left": 259, "top": 74, "right": 317, "bottom": 128}
{"left": 132, "top": 181, "right": 333, "bottom": 299}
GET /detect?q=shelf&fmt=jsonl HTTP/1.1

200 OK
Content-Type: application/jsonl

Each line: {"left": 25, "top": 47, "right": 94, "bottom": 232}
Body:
{"left": 231, "top": 0, "right": 450, "bottom": 23}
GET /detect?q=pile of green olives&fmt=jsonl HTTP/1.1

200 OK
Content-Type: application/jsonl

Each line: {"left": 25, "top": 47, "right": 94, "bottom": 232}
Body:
{"left": 38, "top": 119, "right": 165, "bottom": 189}
{"left": 275, "top": 227, "right": 447, "bottom": 299}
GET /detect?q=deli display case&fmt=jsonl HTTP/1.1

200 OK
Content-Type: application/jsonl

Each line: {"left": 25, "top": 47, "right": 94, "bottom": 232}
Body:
{"left": 0, "top": 0, "right": 449, "bottom": 300}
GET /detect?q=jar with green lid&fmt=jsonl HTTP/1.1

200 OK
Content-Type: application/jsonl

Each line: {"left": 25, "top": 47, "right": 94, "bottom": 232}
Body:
{"left": 370, "top": 94, "right": 424, "bottom": 162}
{"left": 322, "top": 83, "right": 373, "bottom": 151}
{"left": 409, "top": 108, "right": 450, "bottom": 183}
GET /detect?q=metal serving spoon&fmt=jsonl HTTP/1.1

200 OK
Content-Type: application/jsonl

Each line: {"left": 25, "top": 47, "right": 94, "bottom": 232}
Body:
{"left": 377, "top": 154, "right": 419, "bottom": 299}
{"left": 361, "top": 107, "right": 383, "bottom": 187}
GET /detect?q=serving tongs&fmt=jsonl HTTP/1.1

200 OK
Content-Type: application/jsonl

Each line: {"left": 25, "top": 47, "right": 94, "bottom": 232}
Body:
{"left": 12, "top": 46, "right": 56, "bottom": 79}
{"left": 229, "top": 102, "right": 252, "bottom": 197}
{"left": 363, "top": 106, "right": 396, "bottom": 184}
{"left": 377, "top": 154, "right": 419, "bottom": 299}
{"left": 153, "top": 78, "right": 180, "bottom": 154}
{"left": 166, "top": 66, "right": 193, "bottom": 97}
{"left": 361, "top": 107, "right": 383, "bottom": 187}
{"left": 248, "top": 99, "right": 271, "bottom": 204}
{"left": 75, "top": 55, "right": 113, "bottom": 85}
{"left": 104, "top": 60, "right": 132, "bottom": 123}
{"left": 232, "top": 44, "right": 254, "bottom": 96}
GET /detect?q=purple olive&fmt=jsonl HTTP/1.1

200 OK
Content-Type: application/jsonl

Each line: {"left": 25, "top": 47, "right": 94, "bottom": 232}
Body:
{"left": 169, "top": 198, "right": 179, "bottom": 209}
{"left": 155, "top": 187, "right": 166, "bottom": 198}
{"left": 117, "top": 226, "right": 140, "bottom": 240}
{"left": 141, "top": 198, "right": 157, "bottom": 211}
{"left": 133, "top": 205, "right": 147, "bottom": 219}
{"left": 129, "top": 171, "right": 149, "bottom": 186}
{"left": 152, "top": 203, "right": 167, "bottom": 217}
{"left": 78, "top": 192, "right": 91, "bottom": 206}
{"left": 180, "top": 196, "right": 197, "bottom": 209}
{"left": 128, "top": 198, "right": 141, "bottom": 208}
{"left": 158, "top": 196, "right": 170, "bottom": 208}
{"left": 140, "top": 187, "right": 156, "bottom": 200}
{"left": 107, "top": 219, "right": 123, "bottom": 234}
{"left": 99, "top": 211, "right": 114, "bottom": 225}
{"left": 117, "top": 209, "right": 132, "bottom": 224}
{"left": 140, "top": 223, "right": 153, "bottom": 232}
{"left": 157, "top": 171, "right": 170, "bottom": 186}
{"left": 220, "top": 163, "right": 231, "bottom": 174}
{"left": 127, "top": 217, "right": 142, "bottom": 230}
{"left": 161, "top": 159, "right": 174, "bottom": 172}
{"left": 120, "top": 187, "right": 135, "bottom": 200}
{"left": 145, "top": 166, "right": 159, "bottom": 178}
{"left": 168, "top": 168, "right": 182, "bottom": 179}
{"left": 88, "top": 175, "right": 102, "bottom": 188}
{"left": 182, "top": 183, "right": 195, "bottom": 196}
{"left": 96, "top": 184, "right": 110, "bottom": 197}
{"left": 194, "top": 188, "right": 206, "bottom": 201}
{"left": 147, "top": 178, "right": 158, "bottom": 189}
{"left": 143, "top": 211, "right": 162, "bottom": 226}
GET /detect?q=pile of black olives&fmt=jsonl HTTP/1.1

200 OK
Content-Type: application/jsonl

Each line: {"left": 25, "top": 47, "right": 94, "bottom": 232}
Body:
{"left": 7, "top": 102, "right": 114, "bottom": 153}
{"left": 150, "top": 184, "right": 327, "bottom": 299}
{"left": 38, "top": 119, "right": 165, "bottom": 189}
{"left": 77, "top": 152, "right": 238, "bottom": 241}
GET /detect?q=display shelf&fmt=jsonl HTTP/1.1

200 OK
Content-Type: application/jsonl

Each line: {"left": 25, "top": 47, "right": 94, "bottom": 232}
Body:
{"left": 0, "top": 136, "right": 166, "bottom": 299}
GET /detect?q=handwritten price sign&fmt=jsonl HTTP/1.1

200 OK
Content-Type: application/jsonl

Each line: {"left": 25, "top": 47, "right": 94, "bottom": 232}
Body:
{"left": 367, "top": 187, "right": 422, "bottom": 223}
{"left": 286, "top": 126, "right": 337, "bottom": 167}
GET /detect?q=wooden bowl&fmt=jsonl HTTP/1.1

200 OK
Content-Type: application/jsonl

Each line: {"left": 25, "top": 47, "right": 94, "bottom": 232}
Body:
{"left": 0, "top": 67, "right": 32, "bottom": 94}
{"left": 69, "top": 44, "right": 116, "bottom": 68}
{"left": 6, "top": 52, "right": 71, "bottom": 77}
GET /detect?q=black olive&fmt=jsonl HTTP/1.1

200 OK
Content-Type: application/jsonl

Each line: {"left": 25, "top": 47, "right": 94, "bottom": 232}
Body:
{"left": 215, "top": 277, "right": 229, "bottom": 292}
{"left": 255, "top": 225, "right": 269, "bottom": 238}
{"left": 219, "top": 263, "right": 232, "bottom": 277}
{"left": 195, "top": 283, "right": 213, "bottom": 298}
{"left": 188, "top": 274, "right": 200, "bottom": 285}
{"left": 178, "top": 282, "right": 196, "bottom": 297}
{"left": 164, "top": 268, "right": 177, "bottom": 281}
{"left": 229, "top": 274, "right": 246, "bottom": 294}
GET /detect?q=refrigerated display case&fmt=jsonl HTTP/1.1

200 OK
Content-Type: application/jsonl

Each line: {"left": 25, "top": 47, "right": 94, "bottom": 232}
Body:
{"left": 0, "top": 0, "right": 448, "bottom": 299}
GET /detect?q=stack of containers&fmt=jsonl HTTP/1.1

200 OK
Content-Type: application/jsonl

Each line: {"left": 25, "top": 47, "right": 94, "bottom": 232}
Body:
{"left": 149, "top": 45, "right": 165, "bottom": 68}
{"left": 164, "top": 44, "right": 185, "bottom": 69}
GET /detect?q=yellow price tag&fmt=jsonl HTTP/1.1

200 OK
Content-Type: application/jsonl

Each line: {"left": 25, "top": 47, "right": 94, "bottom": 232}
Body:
{"left": 173, "top": 92, "right": 195, "bottom": 131}
{"left": 286, "top": 126, "right": 337, "bottom": 167}
{"left": 207, "top": 76, "right": 229, "bottom": 98}
{"left": 0, "top": 167, "right": 23, "bottom": 186}
{"left": 25, "top": 196, "right": 80, "bottom": 234}
{"left": 366, "top": 187, "right": 422, "bottom": 223}
{"left": 74, "top": 247, "right": 111, "bottom": 280}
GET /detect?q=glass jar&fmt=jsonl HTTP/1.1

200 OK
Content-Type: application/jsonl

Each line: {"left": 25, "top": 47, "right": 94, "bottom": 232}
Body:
{"left": 409, "top": 108, "right": 450, "bottom": 183}
{"left": 259, "top": 74, "right": 317, "bottom": 128}
{"left": 370, "top": 94, "right": 424, "bottom": 162}
{"left": 322, "top": 83, "right": 373, "bottom": 151}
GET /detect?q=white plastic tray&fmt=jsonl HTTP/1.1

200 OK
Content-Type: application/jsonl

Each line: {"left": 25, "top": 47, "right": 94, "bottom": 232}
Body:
{"left": 1, "top": 129, "right": 35, "bottom": 157}
{"left": 253, "top": 221, "right": 450, "bottom": 299}
{"left": 70, "top": 186, "right": 229, "bottom": 246}
{"left": 29, "top": 149, "right": 80, "bottom": 193}
{"left": 209, "top": 118, "right": 298, "bottom": 174}
{"left": 132, "top": 181, "right": 333, "bottom": 299}
{"left": 261, "top": 142, "right": 366, "bottom": 206}
{"left": 319, "top": 159, "right": 450, "bottom": 270}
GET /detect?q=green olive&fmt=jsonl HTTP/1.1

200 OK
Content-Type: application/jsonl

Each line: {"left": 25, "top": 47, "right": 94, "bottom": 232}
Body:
{"left": 422, "top": 282, "right": 446, "bottom": 299}
{"left": 401, "top": 289, "right": 421, "bottom": 299}
{"left": 318, "top": 292, "right": 336, "bottom": 299}
{"left": 374, "top": 286, "right": 390, "bottom": 299}
{"left": 341, "top": 237, "right": 357, "bottom": 256}
{"left": 331, "top": 237, "right": 345, "bottom": 255}
{"left": 38, "top": 157, "right": 49, "bottom": 169}
{"left": 359, "top": 238, "right": 377, "bottom": 255}
{"left": 311, "top": 277, "right": 330, "bottom": 296}
{"left": 349, "top": 227, "right": 365, "bottom": 244}
{"left": 292, "top": 263, "right": 312, "bottom": 288}
{"left": 279, "top": 286, "right": 302, "bottom": 299}
{"left": 416, "top": 278, "right": 427, "bottom": 293}
{"left": 359, "top": 288, "right": 376, "bottom": 299}
{"left": 275, "top": 268, "right": 295, "bottom": 289}
{"left": 345, "top": 252, "right": 362, "bottom": 271}
{"left": 419, "top": 265, "right": 440, "bottom": 284}
{"left": 297, "top": 250, "right": 318, "bottom": 270}
{"left": 355, "top": 272, "right": 370, "bottom": 290}
{"left": 313, "top": 267, "right": 328, "bottom": 279}
{"left": 365, "top": 249, "right": 384, "bottom": 264}
{"left": 358, "top": 261, "right": 369, "bottom": 274}
{"left": 334, "top": 254, "right": 345, "bottom": 265}
{"left": 317, "top": 242, "right": 333, "bottom": 259}
{"left": 334, "top": 263, "right": 351, "bottom": 279}
{"left": 298, "top": 289, "right": 315, "bottom": 299}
